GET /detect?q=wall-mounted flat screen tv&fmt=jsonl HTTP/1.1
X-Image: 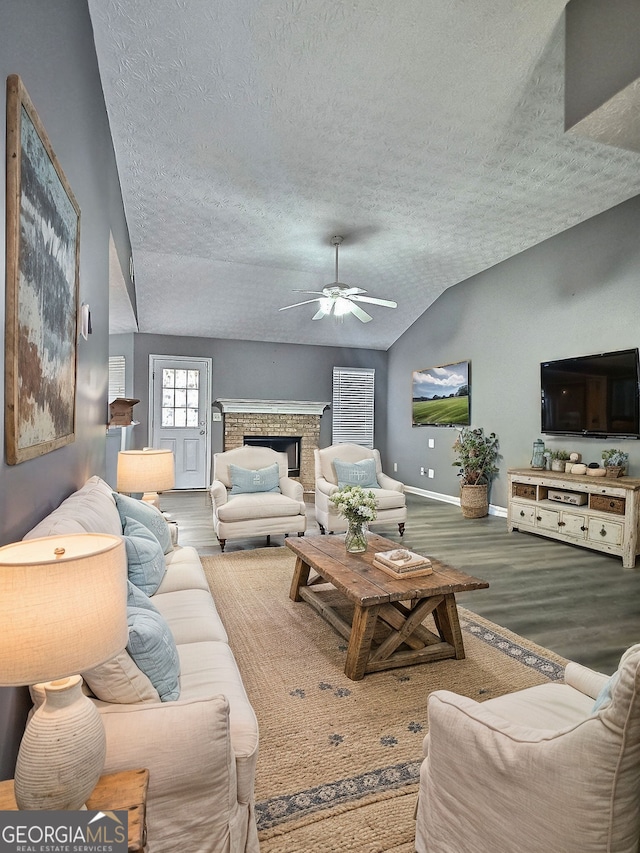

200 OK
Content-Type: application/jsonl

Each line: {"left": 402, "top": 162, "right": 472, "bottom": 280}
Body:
{"left": 412, "top": 360, "right": 470, "bottom": 426}
{"left": 541, "top": 348, "right": 640, "bottom": 438}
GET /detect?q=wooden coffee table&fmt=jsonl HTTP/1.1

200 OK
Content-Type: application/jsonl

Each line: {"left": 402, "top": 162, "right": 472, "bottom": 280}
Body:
{"left": 286, "top": 533, "right": 489, "bottom": 680}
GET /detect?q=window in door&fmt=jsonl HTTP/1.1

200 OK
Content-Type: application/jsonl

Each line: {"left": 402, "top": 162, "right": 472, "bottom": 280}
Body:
{"left": 161, "top": 368, "right": 200, "bottom": 428}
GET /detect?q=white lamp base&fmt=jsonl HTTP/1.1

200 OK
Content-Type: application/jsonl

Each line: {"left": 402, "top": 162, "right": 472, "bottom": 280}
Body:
{"left": 16, "top": 675, "right": 106, "bottom": 810}
{"left": 141, "top": 491, "right": 160, "bottom": 508}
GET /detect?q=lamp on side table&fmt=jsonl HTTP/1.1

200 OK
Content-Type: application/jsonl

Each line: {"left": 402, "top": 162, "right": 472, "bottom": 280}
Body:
{"left": 117, "top": 448, "right": 175, "bottom": 509}
{"left": 0, "top": 533, "right": 128, "bottom": 810}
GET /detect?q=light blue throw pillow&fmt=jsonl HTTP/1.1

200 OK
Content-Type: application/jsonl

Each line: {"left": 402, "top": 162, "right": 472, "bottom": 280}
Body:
{"left": 229, "top": 463, "right": 281, "bottom": 495}
{"left": 113, "top": 492, "right": 173, "bottom": 555}
{"left": 126, "top": 579, "right": 161, "bottom": 613}
{"left": 123, "top": 516, "right": 167, "bottom": 596}
{"left": 126, "top": 605, "right": 180, "bottom": 702}
{"left": 592, "top": 671, "right": 619, "bottom": 713}
{"left": 590, "top": 644, "right": 640, "bottom": 713}
{"left": 333, "top": 458, "right": 380, "bottom": 489}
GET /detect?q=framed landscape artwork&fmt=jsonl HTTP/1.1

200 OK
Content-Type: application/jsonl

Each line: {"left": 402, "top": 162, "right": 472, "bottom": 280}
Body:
{"left": 412, "top": 360, "right": 470, "bottom": 427}
{"left": 5, "top": 74, "right": 80, "bottom": 464}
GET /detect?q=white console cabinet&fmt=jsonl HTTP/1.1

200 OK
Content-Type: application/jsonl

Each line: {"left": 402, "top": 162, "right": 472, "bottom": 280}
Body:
{"left": 507, "top": 468, "right": 640, "bottom": 568}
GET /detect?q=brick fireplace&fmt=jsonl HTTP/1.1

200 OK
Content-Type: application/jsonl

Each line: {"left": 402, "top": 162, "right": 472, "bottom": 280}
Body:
{"left": 215, "top": 399, "right": 330, "bottom": 492}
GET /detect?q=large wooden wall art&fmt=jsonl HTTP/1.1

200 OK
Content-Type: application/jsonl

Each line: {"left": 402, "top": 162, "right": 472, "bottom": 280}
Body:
{"left": 5, "top": 74, "right": 80, "bottom": 464}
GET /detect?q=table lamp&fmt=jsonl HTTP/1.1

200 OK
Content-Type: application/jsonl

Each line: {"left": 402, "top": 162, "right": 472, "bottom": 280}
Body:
{"left": 117, "top": 448, "right": 175, "bottom": 508}
{"left": 0, "top": 533, "right": 127, "bottom": 810}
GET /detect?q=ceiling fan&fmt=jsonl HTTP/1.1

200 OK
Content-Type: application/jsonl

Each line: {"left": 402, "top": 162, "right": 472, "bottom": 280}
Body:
{"left": 279, "top": 235, "right": 398, "bottom": 323}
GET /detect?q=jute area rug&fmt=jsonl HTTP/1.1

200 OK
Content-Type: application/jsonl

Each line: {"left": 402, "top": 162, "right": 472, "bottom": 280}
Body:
{"left": 201, "top": 547, "right": 567, "bottom": 853}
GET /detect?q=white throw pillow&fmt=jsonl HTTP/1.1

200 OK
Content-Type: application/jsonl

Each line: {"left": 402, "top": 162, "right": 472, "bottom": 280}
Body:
{"left": 82, "top": 650, "right": 160, "bottom": 703}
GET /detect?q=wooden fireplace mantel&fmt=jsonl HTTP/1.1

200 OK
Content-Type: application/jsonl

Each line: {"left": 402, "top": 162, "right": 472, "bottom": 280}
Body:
{"left": 215, "top": 399, "right": 330, "bottom": 415}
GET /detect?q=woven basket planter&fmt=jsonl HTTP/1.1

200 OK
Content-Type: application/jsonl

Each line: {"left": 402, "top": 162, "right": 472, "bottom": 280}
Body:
{"left": 460, "top": 483, "right": 489, "bottom": 518}
{"left": 605, "top": 466, "right": 624, "bottom": 479}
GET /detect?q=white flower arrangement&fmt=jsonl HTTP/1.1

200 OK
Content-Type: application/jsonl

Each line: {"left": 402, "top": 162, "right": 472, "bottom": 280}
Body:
{"left": 329, "top": 485, "right": 378, "bottom": 525}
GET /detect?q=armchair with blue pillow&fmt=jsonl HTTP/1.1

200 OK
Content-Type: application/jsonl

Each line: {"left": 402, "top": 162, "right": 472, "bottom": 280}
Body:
{"left": 210, "top": 445, "right": 307, "bottom": 551}
{"left": 314, "top": 443, "right": 406, "bottom": 536}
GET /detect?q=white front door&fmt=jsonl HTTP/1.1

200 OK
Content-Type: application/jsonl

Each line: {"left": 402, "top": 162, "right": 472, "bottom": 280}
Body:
{"left": 149, "top": 355, "right": 212, "bottom": 489}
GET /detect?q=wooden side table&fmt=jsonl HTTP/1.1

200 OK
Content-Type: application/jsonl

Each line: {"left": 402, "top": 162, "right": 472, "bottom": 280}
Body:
{"left": 167, "top": 519, "right": 179, "bottom": 545}
{"left": 0, "top": 768, "right": 149, "bottom": 853}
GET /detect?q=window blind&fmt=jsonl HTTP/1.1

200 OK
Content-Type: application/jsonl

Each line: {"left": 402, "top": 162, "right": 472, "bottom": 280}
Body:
{"left": 108, "top": 355, "right": 126, "bottom": 401}
{"left": 332, "top": 366, "right": 375, "bottom": 448}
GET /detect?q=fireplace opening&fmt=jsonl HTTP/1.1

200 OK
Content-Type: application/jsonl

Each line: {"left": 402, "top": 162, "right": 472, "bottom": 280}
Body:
{"left": 244, "top": 436, "right": 302, "bottom": 477}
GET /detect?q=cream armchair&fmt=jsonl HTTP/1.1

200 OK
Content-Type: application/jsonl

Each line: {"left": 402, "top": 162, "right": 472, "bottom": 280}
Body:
{"left": 314, "top": 444, "right": 406, "bottom": 536}
{"left": 210, "top": 446, "right": 306, "bottom": 551}
{"left": 415, "top": 644, "right": 640, "bottom": 853}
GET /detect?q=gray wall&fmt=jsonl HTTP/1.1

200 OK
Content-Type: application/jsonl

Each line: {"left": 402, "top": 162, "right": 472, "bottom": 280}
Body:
{"left": 0, "top": 1, "right": 130, "bottom": 779}
{"left": 106, "top": 334, "right": 388, "bottom": 484}
{"left": 565, "top": 0, "right": 640, "bottom": 129}
{"left": 386, "top": 194, "right": 640, "bottom": 509}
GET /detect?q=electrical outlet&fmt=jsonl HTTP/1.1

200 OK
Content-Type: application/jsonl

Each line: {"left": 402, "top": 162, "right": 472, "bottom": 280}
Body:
{"left": 211, "top": 412, "right": 222, "bottom": 422}
{"left": 428, "top": 469, "right": 435, "bottom": 478}
{"left": 428, "top": 438, "right": 435, "bottom": 449}
{"left": 420, "top": 467, "right": 425, "bottom": 476}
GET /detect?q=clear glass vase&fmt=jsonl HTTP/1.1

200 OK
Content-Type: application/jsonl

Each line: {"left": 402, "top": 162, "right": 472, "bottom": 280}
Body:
{"left": 345, "top": 519, "right": 368, "bottom": 553}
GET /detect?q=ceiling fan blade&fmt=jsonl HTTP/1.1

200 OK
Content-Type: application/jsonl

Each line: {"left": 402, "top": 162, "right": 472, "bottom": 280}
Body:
{"left": 351, "top": 295, "right": 398, "bottom": 309}
{"left": 339, "top": 286, "right": 366, "bottom": 296}
{"left": 346, "top": 301, "right": 373, "bottom": 323}
{"left": 292, "top": 290, "right": 327, "bottom": 295}
{"left": 279, "top": 297, "right": 323, "bottom": 311}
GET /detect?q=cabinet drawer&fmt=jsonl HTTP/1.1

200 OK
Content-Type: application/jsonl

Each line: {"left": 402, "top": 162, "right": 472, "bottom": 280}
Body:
{"left": 587, "top": 518, "right": 623, "bottom": 546}
{"left": 536, "top": 507, "right": 560, "bottom": 531}
{"left": 513, "top": 483, "right": 537, "bottom": 499}
{"left": 590, "top": 494, "right": 626, "bottom": 515}
{"left": 511, "top": 502, "right": 536, "bottom": 525}
{"left": 560, "top": 512, "right": 588, "bottom": 538}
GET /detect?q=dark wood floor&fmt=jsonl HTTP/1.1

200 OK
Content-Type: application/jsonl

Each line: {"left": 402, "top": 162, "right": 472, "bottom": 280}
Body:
{"left": 160, "top": 489, "right": 640, "bottom": 674}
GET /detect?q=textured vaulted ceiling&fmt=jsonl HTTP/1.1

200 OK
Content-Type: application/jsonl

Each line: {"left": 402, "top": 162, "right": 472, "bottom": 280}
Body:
{"left": 91, "top": 0, "right": 640, "bottom": 350}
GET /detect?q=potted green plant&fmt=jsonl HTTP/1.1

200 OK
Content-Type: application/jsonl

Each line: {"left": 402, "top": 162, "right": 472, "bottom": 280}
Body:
{"left": 550, "top": 449, "right": 570, "bottom": 472}
{"left": 451, "top": 427, "right": 500, "bottom": 518}
{"left": 602, "top": 449, "right": 629, "bottom": 478}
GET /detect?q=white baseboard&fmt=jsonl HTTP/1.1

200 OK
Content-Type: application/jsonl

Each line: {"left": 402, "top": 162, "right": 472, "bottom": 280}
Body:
{"left": 404, "top": 485, "right": 508, "bottom": 519}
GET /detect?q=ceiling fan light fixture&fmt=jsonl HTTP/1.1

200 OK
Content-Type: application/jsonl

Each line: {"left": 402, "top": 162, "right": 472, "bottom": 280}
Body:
{"left": 334, "top": 297, "right": 351, "bottom": 317}
{"left": 315, "top": 297, "right": 333, "bottom": 317}
{"left": 279, "top": 235, "right": 398, "bottom": 323}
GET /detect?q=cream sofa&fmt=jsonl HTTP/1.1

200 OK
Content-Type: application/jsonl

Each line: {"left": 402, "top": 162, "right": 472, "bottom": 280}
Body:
{"left": 24, "top": 476, "right": 259, "bottom": 853}
{"left": 415, "top": 645, "right": 640, "bottom": 853}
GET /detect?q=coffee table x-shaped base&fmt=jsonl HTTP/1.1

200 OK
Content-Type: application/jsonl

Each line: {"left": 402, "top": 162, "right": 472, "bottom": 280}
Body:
{"left": 286, "top": 534, "right": 489, "bottom": 681}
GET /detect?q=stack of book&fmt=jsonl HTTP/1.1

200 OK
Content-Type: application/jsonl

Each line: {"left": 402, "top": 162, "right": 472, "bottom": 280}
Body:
{"left": 373, "top": 548, "right": 433, "bottom": 578}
